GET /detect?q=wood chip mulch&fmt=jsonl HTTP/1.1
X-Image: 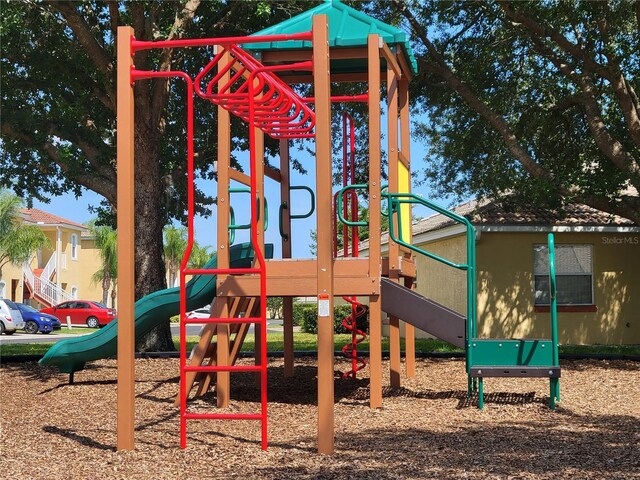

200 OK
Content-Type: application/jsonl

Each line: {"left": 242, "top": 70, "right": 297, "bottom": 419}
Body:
{"left": 1, "top": 357, "right": 639, "bottom": 479}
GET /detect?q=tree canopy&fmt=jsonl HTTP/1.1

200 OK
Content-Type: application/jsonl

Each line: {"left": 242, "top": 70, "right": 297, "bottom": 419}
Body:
{"left": 379, "top": 0, "right": 639, "bottom": 223}
{"left": 0, "top": 0, "right": 316, "bottom": 350}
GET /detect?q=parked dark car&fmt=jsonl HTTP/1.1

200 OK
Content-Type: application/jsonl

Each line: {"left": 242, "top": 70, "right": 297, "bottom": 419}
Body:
{"left": 40, "top": 301, "right": 117, "bottom": 328}
{"left": 16, "top": 303, "right": 61, "bottom": 334}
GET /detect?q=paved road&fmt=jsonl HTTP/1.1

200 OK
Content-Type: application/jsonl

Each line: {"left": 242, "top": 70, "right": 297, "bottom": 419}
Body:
{"left": 0, "top": 320, "right": 286, "bottom": 345}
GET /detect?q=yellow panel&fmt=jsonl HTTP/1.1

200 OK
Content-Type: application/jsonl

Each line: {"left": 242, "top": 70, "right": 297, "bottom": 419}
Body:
{"left": 398, "top": 161, "right": 411, "bottom": 241}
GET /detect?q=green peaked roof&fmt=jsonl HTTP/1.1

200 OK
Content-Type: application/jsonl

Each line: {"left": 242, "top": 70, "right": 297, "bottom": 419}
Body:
{"left": 248, "top": 0, "right": 417, "bottom": 74}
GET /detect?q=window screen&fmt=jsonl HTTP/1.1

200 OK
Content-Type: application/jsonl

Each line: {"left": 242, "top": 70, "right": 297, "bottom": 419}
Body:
{"left": 534, "top": 244, "right": 593, "bottom": 305}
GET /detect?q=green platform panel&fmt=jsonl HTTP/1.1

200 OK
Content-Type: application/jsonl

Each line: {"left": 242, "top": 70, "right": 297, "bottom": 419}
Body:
{"left": 470, "top": 338, "right": 556, "bottom": 367}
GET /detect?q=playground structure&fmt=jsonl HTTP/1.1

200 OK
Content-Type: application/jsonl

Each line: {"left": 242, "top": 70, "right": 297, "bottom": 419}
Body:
{"left": 112, "top": 0, "right": 560, "bottom": 455}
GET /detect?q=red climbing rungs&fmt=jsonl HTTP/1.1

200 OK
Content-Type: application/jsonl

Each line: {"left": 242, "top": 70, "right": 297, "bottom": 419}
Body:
{"left": 184, "top": 413, "right": 263, "bottom": 421}
{"left": 184, "top": 365, "right": 262, "bottom": 373}
{"left": 182, "top": 316, "right": 262, "bottom": 325}
{"left": 183, "top": 267, "right": 262, "bottom": 275}
{"left": 194, "top": 44, "right": 315, "bottom": 139}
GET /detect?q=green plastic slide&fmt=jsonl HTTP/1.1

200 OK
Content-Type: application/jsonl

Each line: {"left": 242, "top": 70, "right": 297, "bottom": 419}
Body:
{"left": 39, "top": 242, "right": 272, "bottom": 374}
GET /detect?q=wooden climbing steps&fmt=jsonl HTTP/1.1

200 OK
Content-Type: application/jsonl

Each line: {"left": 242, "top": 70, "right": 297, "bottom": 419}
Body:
{"left": 175, "top": 296, "right": 260, "bottom": 406}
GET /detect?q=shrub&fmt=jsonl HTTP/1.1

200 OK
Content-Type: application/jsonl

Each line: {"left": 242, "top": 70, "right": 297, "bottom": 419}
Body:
{"left": 298, "top": 302, "right": 368, "bottom": 334}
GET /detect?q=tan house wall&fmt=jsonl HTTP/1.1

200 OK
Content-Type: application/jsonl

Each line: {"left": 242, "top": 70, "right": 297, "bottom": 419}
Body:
{"left": 1, "top": 221, "right": 106, "bottom": 308}
{"left": 0, "top": 261, "right": 24, "bottom": 302}
{"left": 410, "top": 231, "right": 639, "bottom": 345}
{"left": 78, "top": 237, "right": 107, "bottom": 304}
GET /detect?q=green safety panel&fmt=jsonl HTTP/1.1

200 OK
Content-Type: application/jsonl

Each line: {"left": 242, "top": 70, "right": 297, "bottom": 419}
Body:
{"left": 247, "top": 0, "right": 418, "bottom": 75}
{"left": 470, "top": 338, "right": 556, "bottom": 367}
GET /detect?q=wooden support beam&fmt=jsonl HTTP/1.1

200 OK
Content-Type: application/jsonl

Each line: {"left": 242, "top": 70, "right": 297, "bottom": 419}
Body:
{"left": 215, "top": 51, "right": 232, "bottom": 408}
{"left": 368, "top": 33, "right": 383, "bottom": 410}
{"left": 229, "top": 168, "right": 251, "bottom": 187}
{"left": 400, "top": 76, "right": 416, "bottom": 378}
{"left": 380, "top": 40, "right": 402, "bottom": 80}
{"left": 284, "top": 72, "right": 369, "bottom": 84}
{"left": 279, "top": 139, "right": 294, "bottom": 378}
{"left": 116, "top": 25, "right": 136, "bottom": 452}
{"left": 264, "top": 164, "right": 281, "bottom": 183}
{"left": 313, "top": 15, "right": 335, "bottom": 455}
{"left": 387, "top": 60, "right": 402, "bottom": 389}
{"left": 261, "top": 47, "right": 368, "bottom": 64}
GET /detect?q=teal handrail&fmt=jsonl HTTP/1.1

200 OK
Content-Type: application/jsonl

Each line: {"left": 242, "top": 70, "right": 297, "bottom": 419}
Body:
{"left": 228, "top": 187, "right": 268, "bottom": 232}
{"left": 229, "top": 206, "right": 236, "bottom": 244}
{"left": 384, "top": 192, "right": 477, "bottom": 383}
{"left": 290, "top": 185, "right": 315, "bottom": 219}
{"left": 548, "top": 233, "right": 559, "bottom": 367}
{"left": 548, "top": 232, "right": 560, "bottom": 407}
{"left": 336, "top": 184, "right": 368, "bottom": 227}
{"left": 278, "top": 185, "right": 316, "bottom": 241}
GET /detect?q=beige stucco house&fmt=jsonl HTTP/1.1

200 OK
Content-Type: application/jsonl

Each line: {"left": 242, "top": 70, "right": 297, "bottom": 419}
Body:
{"left": 366, "top": 199, "right": 639, "bottom": 345}
{"left": 0, "top": 209, "right": 106, "bottom": 308}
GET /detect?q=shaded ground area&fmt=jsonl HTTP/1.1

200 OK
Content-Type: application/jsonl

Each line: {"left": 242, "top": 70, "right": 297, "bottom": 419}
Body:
{"left": 1, "top": 357, "right": 639, "bottom": 479}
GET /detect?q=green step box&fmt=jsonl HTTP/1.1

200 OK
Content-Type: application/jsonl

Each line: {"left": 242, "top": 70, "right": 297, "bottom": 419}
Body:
{"left": 470, "top": 338, "right": 556, "bottom": 367}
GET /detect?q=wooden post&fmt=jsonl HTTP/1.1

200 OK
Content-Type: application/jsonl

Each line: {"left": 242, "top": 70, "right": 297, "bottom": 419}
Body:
{"left": 313, "top": 15, "right": 335, "bottom": 455}
{"left": 279, "top": 139, "right": 294, "bottom": 378}
{"left": 367, "top": 34, "right": 383, "bottom": 409}
{"left": 216, "top": 51, "right": 232, "bottom": 408}
{"left": 387, "top": 60, "right": 401, "bottom": 388}
{"left": 116, "top": 25, "right": 135, "bottom": 451}
{"left": 399, "top": 76, "right": 415, "bottom": 378}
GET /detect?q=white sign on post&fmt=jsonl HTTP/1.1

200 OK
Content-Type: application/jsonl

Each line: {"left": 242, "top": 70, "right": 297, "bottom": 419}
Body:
{"left": 318, "top": 294, "right": 330, "bottom": 317}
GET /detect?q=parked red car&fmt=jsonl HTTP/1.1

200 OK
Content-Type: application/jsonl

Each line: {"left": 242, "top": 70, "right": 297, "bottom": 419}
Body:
{"left": 40, "top": 301, "right": 117, "bottom": 328}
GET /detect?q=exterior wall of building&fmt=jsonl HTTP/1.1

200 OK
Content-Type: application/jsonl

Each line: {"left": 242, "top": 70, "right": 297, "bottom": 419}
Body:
{"left": 78, "top": 237, "right": 108, "bottom": 305}
{"left": 409, "top": 230, "right": 639, "bottom": 345}
{"left": 0, "top": 220, "right": 106, "bottom": 308}
{"left": 0, "top": 261, "right": 24, "bottom": 302}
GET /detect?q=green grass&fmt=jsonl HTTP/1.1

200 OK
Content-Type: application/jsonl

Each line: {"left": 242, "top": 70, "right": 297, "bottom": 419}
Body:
{"left": 53, "top": 327, "right": 99, "bottom": 335}
{"left": 1, "top": 332, "right": 639, "bottom": 358}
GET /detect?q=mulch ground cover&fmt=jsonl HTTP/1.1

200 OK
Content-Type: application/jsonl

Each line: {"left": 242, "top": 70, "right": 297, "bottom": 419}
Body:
{"left": 1, "top": 357, "right": 639, "bottom": 479}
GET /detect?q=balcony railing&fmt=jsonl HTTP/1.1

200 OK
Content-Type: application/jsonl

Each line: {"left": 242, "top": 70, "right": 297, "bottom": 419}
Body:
{"left": 23, "top": 261, "right": 73, "bottom": 306}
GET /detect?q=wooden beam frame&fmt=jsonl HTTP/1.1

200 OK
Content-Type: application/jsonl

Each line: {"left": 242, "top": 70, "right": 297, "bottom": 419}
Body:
{"left": 313, "top": 15, "right": 335, "bottom": 455}
{"left": 116, "top": 25, "right": 136, "bottom": 452}
{"left": 279, "top": 139, "right": 294, "bottom": 377}
{"left": 214, "top": 51, "right": 233, "bottom": 408}
{"left": 399, "top": 75, "right": 416, "bottom": 378}
{"left": 367, "top": 33, "right": 383, "bottom": 410}
{"left": 387, "top": 55, "right": 402, "bottom": 389}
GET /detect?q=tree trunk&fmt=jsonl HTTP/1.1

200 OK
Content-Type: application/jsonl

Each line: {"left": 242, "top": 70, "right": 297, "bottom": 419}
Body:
{"left": 131, "top": 109, "right": 174, "bottom": 352}
{"left": 111, "top": 283, "right": 117, "bottom": 310}
{"left": 101, "top": 273, "right": 110, "bottom": 305}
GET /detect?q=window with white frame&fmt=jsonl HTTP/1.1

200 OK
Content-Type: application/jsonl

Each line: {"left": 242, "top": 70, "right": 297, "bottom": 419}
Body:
{"left": 533, "top": 244, "right": 594, "bottom": 305}
{"left": 71, "top": 286, "right": 78, "bottom": 300}
{"left": 71, "top": 234, "right": 78, "bottom": 260}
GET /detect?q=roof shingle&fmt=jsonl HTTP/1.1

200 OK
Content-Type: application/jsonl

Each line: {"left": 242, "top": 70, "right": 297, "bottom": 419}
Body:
{"left": 20, "top": 208, "right": 87, "bottom": 230}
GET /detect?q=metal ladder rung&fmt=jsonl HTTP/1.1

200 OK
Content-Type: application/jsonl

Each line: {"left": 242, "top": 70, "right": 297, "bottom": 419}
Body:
{"left": 183, "top": 317, "right": 263, "bottom": 325}
{"left": 183, "top": 365, "right": 263, "bottom": 373}
{"left": 184, "top": 412, "right": 263, "bottom": 421}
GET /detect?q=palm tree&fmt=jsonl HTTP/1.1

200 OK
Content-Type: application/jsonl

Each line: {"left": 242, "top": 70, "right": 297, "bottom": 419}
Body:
{"left": 163, "top": 226, "right": 187, "bottom": 288}
{"left": 188, "top": 242, "right": 213, "bottom": 269}
{"left": 89, "top": 222, "right": 117, "bottom": 305}
{"left": 0, "top": 191, "right": 50, "bottom": 279}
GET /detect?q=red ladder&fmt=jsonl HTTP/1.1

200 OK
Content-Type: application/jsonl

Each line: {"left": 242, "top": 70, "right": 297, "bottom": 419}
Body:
{"left": 178, "top": 263, "right": 267, "bottom": 449}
